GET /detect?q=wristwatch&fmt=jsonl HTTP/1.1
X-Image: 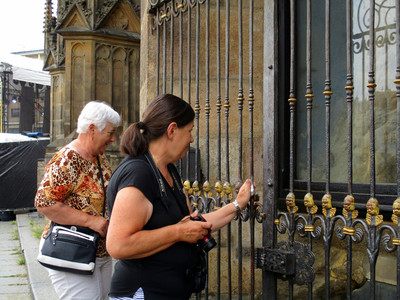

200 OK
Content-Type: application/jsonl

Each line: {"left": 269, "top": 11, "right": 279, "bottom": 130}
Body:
{"left": 232, "top": 200, "right": 241, "bottom": 214}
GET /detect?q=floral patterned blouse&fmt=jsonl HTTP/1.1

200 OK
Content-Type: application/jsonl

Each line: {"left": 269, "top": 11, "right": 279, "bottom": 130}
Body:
{"left": 34, "top": 146, "right": 113, "bottom": 257}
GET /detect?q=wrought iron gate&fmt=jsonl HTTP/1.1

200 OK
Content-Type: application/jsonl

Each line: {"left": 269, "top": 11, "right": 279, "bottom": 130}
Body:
{"left": 146, "top": 0, "right": 400, "bottom": 299}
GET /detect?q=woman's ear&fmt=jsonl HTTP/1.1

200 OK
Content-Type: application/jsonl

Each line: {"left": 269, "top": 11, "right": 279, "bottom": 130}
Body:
{"left": 166, "top": 122, "right": 178, "bottom": 139}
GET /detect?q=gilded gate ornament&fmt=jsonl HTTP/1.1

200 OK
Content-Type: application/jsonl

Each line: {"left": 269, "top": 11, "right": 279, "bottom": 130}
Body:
{"left": 342, "top": 195, "right": 358, "bottom": 219}
{"left": 183, "top": 180, "right": 192, "bottom": 195}
{"left": 304, "top": 193, "right": 317, "bottom": 214}
{"left": 391, "top": 198, "right": 400, "bottom": 224}
{"left": 366, "top": 198, "right": 383, "bottom": 226}
{"left": 203, "top": 180, "right": 212, "bottom": 198}
{"left": 215, "top": 181, "right": 223, "bottom": 196}
{"left": 192, "top": 180, "right": 200, "bottom": 197}
{"left": 321, "top": 194, "right": 336, "bottom": 217}
{"left": 285, "top": 192, "right": 298, "bottom": 214}
{"left": 223, "top": 182, "right": 233, "bottom": 201}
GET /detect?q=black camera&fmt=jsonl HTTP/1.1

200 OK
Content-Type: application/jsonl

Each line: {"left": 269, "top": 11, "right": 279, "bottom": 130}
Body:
{"left": 190, "top": 215, "right": 217, "bottom": 253}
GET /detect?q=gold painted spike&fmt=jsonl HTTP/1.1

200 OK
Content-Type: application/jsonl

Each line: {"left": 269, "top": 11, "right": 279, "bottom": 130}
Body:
{"left": 343, "top": 226, "right": 355, "bottom": 235}
{"left": 183, "top": 180, "right": 192, "bottom": 195}
{"left": 366, "top": 198, "right": 380, "bottom": 216}
{"left": 393, "top": 238, "right": 400, "bottom": 246}
{"left": 203, "top": 181, "right": 212, "bottom": 198}
{"left": 392, "top": 198, "right": 400, "bottom": 217}
{"left": 286, "top": 192, "right": 296, "bottom": 209}
{"left": 214, "top": 181, "right": 223, "bottom": 194}
{"left": 274, "top": 219, "right": 280, "bottom": 225}
{"left": 178, "top": 3, "right": 184, "bottom": 9}
{"left": 192, "top": 180, "right": 200, "bottom": 197}
{"left": 223, "top": 182, "right": 233, "bottom": 200}
{"left": 322, "top": 194, "right": 332, "bottom": 209}
{"left": 304, "top": 193, "right": 315, "bottom": 208}
{"left": 305, "top": 225, "right": 314, "bottom": 232}
{"left": 344, "top": 195, "right": 355, "bottom": 211}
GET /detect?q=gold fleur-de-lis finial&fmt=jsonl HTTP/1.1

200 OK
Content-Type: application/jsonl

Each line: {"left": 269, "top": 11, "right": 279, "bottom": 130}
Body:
{"left": 392, "top": 198, "right": 400, "bottom": 224}
{"left": 343, "top": 195, "right": 358, "bottom": 219}
{"left": 192, "top": 180, "right": 200, "bottom": 197}
{"left": 366, "top": 198, "right": 383, "bottom": 226}
{"left": 215, "top": 181, "right": 224, "bottom": 196}
{"left": 322, "top": 193, "right": 336, "bottom": 217}
{"left": 286, "top": 192, "right": 298, "bottom": 214}
{"left": 304, "top": 193, "right": 318, "bottom": 214}
{"left": 183, "top": 180, "right": 192, "bottom": 195}
{"left": 203, "top": 180, "right": 212, "bottom": 198}
{"left": 223, "top": 182, "right": 233, "bottom": 200}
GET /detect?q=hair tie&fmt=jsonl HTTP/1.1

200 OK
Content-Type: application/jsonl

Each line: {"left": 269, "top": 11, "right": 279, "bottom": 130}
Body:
{"left": 138, "top": 121, "right": 146, "bottom": 134}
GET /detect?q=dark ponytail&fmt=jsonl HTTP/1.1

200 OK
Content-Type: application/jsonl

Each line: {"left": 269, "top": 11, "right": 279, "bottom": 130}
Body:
{"left": 120, "top": 94, "right": 194, "bottom": 157}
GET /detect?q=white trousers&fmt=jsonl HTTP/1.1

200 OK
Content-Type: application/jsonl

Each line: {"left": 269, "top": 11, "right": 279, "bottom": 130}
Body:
{"left": 47, "top": 256, "right": 112, "bottom": 300}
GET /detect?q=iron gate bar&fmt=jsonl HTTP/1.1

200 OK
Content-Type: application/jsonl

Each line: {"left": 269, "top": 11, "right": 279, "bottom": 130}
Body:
{"left": 248, "top": 0, "right": 256, "bottom": 299}
{"left": 305, "top": 0, "right": 314, "bottom": 299}
{"left": 179, "top": 0, "right": 183, "bottom": 99}
{"left": 368, "top": 0, "right": 376, "bottom": 199}
{"left": 396, "top": 0, "right": 400, "bottom": 297}
{"left": 205, "top": 1, "right": 210, "bottom": 298}
{"left": 163, "top": 3, "right": 167, "bottom": 94}
{"left": 367, "top": 1, "right": 377, "bottom": 296}
{"left": 157, "top": 10, "right": 160, "bottom": 95}
{"left": 345, "top": 0, "right": 354, "bottom": 298}
{"left": 186, "top": 2, "right": 192, "bottom": 182}
{"left": 195, "top": 0, "right": 200, "bottom": 187}
{"left": 216, "top": 1, "right": 222, "bottom": 298}
{"left": 237, "top": 0, "right": 244, "bottom": 298}
{"left": 288, "top": 0, "right": 296, "bottom": 298}
{"left": 224, "top": 1, "right": 233, "bottom": 298}
{"left": 324, "top": 0, "right": 331, "bottom": 196}
{"left": 169, "top": 2, "right": 174, "bottom": 93}
{"left": 323, "top": 1, "right": 331, "bottom": 298}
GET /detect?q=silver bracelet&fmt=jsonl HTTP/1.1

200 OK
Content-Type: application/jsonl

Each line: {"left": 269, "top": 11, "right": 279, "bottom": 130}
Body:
{"left": 232, "top": 200, "right": 241, "bottom": 214}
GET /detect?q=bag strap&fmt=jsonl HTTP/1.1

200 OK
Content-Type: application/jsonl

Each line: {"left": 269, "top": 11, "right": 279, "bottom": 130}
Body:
{"left": 97, "top": 156, "right": 106, "bottom": 217}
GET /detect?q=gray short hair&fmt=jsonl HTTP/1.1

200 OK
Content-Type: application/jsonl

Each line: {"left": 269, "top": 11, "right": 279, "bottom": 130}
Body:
{"left": 76, "top": 101, "right": 121, "bottom": 133}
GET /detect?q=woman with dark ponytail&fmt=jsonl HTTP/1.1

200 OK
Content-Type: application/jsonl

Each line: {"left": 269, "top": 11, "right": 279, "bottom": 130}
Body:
{"left": 106, "top": 94, "right": 252, "bottom": 300}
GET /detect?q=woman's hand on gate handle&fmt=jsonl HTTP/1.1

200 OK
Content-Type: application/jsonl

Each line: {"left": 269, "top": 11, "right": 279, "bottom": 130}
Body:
{"left": 236, "top": 179, "right": 254, "bottom": 210}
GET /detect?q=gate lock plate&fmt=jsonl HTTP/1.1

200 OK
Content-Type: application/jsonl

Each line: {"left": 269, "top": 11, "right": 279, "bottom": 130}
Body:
{"left": 255, "top": 247, "right": 295, "bottom": 276}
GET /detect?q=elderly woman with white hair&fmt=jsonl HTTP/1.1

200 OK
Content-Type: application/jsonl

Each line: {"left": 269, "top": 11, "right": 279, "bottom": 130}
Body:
{"left": 34, "top": 101, "right": 121, "bottom": 300}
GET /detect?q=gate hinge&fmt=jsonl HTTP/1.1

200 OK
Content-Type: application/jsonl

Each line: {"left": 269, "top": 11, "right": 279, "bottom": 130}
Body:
{"left": 255, "top": 247, "right": 295, "bottom": 276}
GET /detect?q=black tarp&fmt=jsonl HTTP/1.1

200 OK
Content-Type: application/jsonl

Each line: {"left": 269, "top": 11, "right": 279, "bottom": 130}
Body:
{"left": 0, "top": 138, "right": 49, "bottom": 210}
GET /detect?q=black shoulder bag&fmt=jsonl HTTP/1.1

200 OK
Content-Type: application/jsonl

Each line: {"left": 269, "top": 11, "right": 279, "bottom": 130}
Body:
{"left": 37, "top": 156, "right": 106, "bottom": 275}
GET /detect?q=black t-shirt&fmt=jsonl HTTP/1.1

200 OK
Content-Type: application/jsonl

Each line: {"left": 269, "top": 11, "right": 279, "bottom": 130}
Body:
{"left": 107, "top": 154, "right": 197, "bottom": 300}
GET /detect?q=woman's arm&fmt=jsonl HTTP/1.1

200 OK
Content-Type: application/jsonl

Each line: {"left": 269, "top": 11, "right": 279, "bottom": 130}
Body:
{"left": 200, "top": 179, "right": 252, "bottom": 232}
{"left": 106, "top": 186, "right": 212, "bottom": 260}
{"left": 37, "top": 203, "right": 109, "bottom": 237}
